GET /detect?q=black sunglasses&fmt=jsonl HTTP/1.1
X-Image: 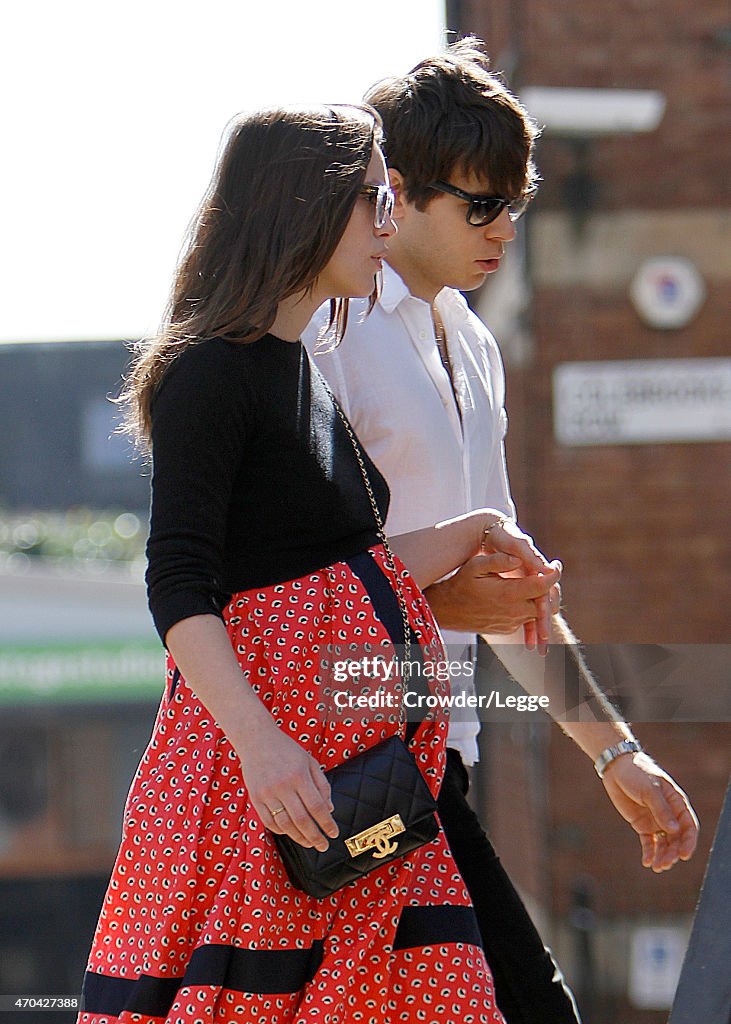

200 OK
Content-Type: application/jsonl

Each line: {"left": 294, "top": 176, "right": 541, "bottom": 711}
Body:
{"left": 359, "top": 184, "right": 395, "bottom": 229}
{"left": 429, "top": 180, "right": 535, "bottom": 226}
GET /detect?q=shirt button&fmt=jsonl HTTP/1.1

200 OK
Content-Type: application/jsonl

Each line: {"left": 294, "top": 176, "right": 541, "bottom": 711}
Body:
{"left": 418, "top": 331, "right": 426, "bottom": 339}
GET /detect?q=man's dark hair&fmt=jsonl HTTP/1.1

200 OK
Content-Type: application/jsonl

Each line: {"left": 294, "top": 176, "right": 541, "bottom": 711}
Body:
{"left": 365, "top": 37, "right": 539, "bottom": 210}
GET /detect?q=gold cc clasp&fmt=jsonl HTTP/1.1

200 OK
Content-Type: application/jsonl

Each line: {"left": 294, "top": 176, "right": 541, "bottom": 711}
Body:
{"left": 345, "top": 814, "right": 406, "bottom": 859}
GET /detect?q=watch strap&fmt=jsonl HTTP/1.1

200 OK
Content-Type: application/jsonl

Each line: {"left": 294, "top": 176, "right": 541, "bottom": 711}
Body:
{"left": 594, "top": 739, "right": 642, "bottom": 778}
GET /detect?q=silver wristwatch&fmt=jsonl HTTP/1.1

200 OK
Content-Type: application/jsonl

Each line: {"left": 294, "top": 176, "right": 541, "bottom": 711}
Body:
{"left": 594, "top": 739, "right": 642, "bottom": 778}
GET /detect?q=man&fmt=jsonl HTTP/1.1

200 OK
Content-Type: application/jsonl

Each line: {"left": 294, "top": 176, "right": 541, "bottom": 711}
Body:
{"left": 304, "top": 39, "right": 698, "bottom": 1024}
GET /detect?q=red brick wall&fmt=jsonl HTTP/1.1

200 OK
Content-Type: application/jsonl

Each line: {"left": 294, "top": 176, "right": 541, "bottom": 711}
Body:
{"left": 459, "top": 0, "right": 730, "bottom": 211}
{"left": 509, "top": 282, "right": 731, "bottom": 644}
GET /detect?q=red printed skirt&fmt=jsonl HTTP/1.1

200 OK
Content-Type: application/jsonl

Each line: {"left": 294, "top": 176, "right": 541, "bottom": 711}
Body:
{"left": 79, "top": 547, "right": 504, "bottom": 1024}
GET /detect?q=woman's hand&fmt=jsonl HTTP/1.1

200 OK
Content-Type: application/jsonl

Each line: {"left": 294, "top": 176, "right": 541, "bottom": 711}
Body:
{"left": 165, "top": 614, "right": 339, "bottom": 852}
{"left": 482, "top": 518, "right": 562, "bottom": 654}
{"left": 391, "top": 507, "right": 557, "bottom": 591}
{"left": 237, "top": 720, "right": 339, "bottom": 852}
{"left": 481, "top": 516, "right": 558, "bottom": 574}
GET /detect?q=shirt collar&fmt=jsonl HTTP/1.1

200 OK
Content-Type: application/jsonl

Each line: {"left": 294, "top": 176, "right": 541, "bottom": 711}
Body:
{"left": 378, "top": 262, "right": 469, "bottom": 321}
{"left": 378, "top": 262, "right": 414, "bottom": 313}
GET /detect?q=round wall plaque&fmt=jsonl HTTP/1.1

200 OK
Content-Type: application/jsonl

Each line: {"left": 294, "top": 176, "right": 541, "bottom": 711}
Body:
{"left": 630, "top": 256, "right": 706, "bottom": 329}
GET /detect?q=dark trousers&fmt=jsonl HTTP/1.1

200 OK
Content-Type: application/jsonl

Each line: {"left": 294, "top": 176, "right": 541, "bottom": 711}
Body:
{"left": 438, "top": 748, "right": 582, "bottom": 1024}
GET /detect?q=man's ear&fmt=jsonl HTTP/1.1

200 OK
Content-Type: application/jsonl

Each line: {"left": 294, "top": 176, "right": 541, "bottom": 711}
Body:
{"left": 387, "top": 168, "right": 410, "bottom": 221}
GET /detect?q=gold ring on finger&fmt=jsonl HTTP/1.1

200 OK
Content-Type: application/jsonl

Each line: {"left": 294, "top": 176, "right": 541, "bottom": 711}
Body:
{"left": 270, "top": 806, "right": 286, "bottom": 817}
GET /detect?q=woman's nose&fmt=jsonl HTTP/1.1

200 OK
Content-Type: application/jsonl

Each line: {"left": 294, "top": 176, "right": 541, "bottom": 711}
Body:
{"left": 378, "top": 212, "right": 398, "bottom": 239}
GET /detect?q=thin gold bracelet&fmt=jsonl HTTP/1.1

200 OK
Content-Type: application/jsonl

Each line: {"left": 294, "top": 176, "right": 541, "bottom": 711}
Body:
{"left": 481, "top": 516, "right": 509, "bottom": 550}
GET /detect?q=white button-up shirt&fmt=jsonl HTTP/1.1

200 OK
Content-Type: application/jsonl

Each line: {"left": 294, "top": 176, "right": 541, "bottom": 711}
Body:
{"left": 303, "top": 264, "right": 516, "bottom": 763}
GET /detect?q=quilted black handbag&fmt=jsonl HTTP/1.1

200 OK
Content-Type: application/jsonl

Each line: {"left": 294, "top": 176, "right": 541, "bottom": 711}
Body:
{"left": 273, "top": 734, "right": 438, "bottom": 899}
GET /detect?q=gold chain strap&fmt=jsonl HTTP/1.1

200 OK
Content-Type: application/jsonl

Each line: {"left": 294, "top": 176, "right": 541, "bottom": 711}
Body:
{"left": 319, "top": 376, "right": 412, "bottom": 703}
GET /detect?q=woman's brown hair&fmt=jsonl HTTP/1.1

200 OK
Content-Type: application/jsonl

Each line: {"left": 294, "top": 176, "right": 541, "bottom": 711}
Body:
{"left": 121, "top": 105, "right": 380, "bottom": 443}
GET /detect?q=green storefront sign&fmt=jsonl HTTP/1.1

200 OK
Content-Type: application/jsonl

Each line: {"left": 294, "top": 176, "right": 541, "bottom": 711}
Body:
{"left": 0, "top": 641, "right": 165, "bottom": 705}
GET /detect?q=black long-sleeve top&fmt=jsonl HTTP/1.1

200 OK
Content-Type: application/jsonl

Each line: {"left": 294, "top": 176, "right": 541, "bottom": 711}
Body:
{"left": 145, "top": 334, "right": 389, "bottom": 643}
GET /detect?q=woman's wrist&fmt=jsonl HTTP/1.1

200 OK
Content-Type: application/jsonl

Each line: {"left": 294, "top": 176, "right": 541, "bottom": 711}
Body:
{"left": 430, "top": 508, "right": 506, "bottom": 562}
{"left": 227, "top": 696, "right": 279, "bottom": 756}
{"left": 481, "top": 514, "right": 511, "bottom": 552}
{"left": 448, "top": 508, "right": 510, "bottom": 556}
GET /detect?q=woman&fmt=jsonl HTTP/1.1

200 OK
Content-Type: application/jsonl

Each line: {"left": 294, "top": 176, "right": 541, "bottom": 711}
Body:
{"left": 78, "top": 105, "right": 552, "bottom": 1024}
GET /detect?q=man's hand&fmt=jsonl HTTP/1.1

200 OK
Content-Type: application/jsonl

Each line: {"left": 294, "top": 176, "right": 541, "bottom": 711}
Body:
{"left": 601, "top": 751, "right": 699, "bottom": 872}
{"left": 424, "top": 551, "right": 561, "bottom": 634}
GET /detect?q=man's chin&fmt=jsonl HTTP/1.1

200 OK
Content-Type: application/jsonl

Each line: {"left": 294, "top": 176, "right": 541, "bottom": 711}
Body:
{"left": 448, "top": 273, "right": 487, "bottom": 293}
